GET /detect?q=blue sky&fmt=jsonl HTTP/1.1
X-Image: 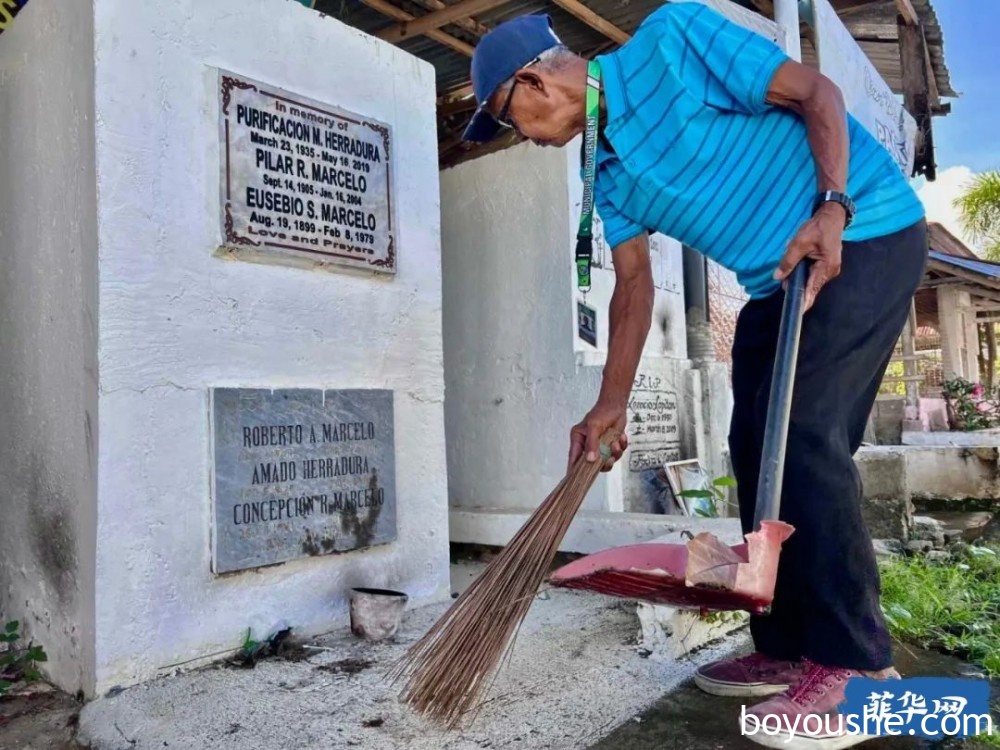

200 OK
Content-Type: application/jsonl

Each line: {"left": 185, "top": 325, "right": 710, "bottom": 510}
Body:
{"left": 913, "top": 2, "right": 995, "bottom": 250}
{"left": 928, "top": 2, "right": 997, "bottom": 172}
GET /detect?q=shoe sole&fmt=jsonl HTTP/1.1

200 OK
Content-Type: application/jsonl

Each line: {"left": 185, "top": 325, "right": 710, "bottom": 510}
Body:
{"left": 693, "top": 672, "right": 790, "bottom": 698}
{"left": 744, "top": 731, "right": 875, "bottom": 750}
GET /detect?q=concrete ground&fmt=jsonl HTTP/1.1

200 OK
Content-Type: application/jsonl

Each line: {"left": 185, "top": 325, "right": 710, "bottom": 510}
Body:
{"left": 0, "top": 684, "right": 82, "bottom": 750}
{"left": 75, "top": 561, "right": 745, "bottom": 750}
{"left": 8, "top": 561, "right": 996, "bottom": 750}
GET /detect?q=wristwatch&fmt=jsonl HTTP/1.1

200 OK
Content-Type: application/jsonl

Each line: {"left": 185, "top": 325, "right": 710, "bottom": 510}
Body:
{"left": 814, "top": 190, "right": 856, "bottom": 228}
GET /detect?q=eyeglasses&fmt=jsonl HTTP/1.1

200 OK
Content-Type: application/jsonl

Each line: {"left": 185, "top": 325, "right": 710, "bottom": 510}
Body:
{"left": 494, "top": 56, "right": 541, "bottom": 133}
{"left": 496, "top": 79, "right": 520, "bottom": 130}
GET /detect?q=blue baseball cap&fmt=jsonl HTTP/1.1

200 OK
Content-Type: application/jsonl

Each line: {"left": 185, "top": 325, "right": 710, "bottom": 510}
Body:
{"left": 463, "top": 15, "right": 563, "bottom": 143}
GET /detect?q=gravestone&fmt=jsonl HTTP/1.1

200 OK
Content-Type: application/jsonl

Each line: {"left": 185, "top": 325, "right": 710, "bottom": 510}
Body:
{"left": 212, "top": 388, "right": 397, "bottom": 573}
{"left": 218, "top": 70, "right": 396, "bottom": 274}
{"left": 627, "top": 372, "right": 681, "bottom": 473}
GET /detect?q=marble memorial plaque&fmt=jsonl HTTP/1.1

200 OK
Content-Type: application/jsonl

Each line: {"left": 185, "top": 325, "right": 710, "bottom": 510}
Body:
{"left": 218, "top": 70, "right": 396, "bottom": 273}
{"left": 211, "top": 388, "right": 396, "bottom": 573}
{"left": 627, "top": 373, "right": 681, "bottom": 472}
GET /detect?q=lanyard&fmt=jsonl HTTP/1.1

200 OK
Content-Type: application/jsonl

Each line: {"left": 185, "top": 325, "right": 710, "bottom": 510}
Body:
{"left": 576, "top": 59, "right": 601, "bottom": 293}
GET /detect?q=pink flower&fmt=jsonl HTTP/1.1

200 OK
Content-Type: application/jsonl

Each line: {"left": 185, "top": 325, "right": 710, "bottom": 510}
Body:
{"left": 972, "top": 384, "right": 985, "bottom": 399}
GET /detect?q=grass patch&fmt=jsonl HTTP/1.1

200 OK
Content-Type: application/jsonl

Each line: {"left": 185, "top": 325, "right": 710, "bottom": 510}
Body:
{"left": 881, "top": 546, "right": 1000, "bottom": 746}
{"left": 879, "top": 544, "right": 1000, "bottom": 678}
{"left": 974, "top": 728, "right": 1000, "bottom": 748}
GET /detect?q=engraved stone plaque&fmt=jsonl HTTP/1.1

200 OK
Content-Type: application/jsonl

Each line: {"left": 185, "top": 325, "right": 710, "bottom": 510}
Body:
{"left": 218, "top": 69, "right": 396, "bottom": 273}
{"left": 627, "top": 373, "right": 681, "bottom": 472}
{"left": 211, "top": 388, "right": 396, "bottom": 573}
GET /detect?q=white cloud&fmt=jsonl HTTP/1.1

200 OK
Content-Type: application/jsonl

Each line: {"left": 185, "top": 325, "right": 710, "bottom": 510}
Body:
{"left": 916, "top": 166, "right": 982, "bottom": 253}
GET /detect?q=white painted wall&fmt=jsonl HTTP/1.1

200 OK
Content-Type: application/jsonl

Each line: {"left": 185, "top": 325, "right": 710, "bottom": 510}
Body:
{"left": 938, "top": 287, "right": 980, "bottom": 381}
{"left": 440, "top": 142, "right": 611, "bottom": 514}
{"left": 86, "top": 0, "right": 448, "bottom": 693}
{"left": 563, "top": 135, "right": 687, "bottom": 364}
{"left": 441, "top": 140, "right": 693, "bottom": 517}
{"left": 0, "top": 0, "right": 99, "bottom": 696}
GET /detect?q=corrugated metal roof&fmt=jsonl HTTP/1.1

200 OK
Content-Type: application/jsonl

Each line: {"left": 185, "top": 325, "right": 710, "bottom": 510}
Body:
{"left": 321, "top": 0, "right": 668, "bottom": 93}
{"left": 319, "top": 0, "right": 955, "bottom": 168}
{"left": 928, "top": 251, "right": 1000, "bottom": 281}
{"left": 929, "top": 222, "right": 978, "bottom": 259}
{"left": 319, "top": 0, "right": 955, "bottom": 98}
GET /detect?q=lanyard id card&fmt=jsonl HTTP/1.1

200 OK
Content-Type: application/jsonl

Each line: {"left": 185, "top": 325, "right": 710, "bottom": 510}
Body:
{"left": 576, "top": 59, "right": 602, "bottom": 293}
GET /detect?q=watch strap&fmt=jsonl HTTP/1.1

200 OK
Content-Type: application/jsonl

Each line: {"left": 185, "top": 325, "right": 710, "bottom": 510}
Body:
{"left": 814, "top": 190, "right": 856, "bottom": 228}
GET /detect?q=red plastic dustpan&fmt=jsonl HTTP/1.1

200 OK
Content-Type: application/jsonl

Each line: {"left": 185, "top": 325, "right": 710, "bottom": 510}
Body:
{"left": 549, "top": 521, "right": 793, "bottom": 615}
{"left": 550, "top": 263, "right": 810, "bottom": 615}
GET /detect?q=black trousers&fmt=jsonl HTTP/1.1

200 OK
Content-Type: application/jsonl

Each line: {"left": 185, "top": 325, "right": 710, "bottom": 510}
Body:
{"left": 729, "top": 219, "right": 928, "bottom": 671}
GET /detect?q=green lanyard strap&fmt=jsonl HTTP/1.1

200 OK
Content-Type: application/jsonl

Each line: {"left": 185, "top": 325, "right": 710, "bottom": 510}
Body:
{"left": 576, "top": 59, "right": 602, "bottom": 293}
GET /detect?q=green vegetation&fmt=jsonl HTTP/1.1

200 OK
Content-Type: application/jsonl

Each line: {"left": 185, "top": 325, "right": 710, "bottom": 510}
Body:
{"left": 954, "top": 170, "right": 1000, "bottom": 261}
{"left": 974, "top": 729, "right": 1000, "bottom": 748}
{"left": 230, "top": 626, "right": 295, "bottom": 667}
{"left": 880, "top": 545, "right": 1000, "bottom": 677}
{"left": 678, "top": 475, "right": 736, "bottom": 518}
{"left": 942, "top": 377, "right": 1000, "bottom": 431}
{"left": 0, "top": 619, "right": 48, "bottom": 696}
{"left": 880, "top": 546, "right": 1000, "bottom": 746}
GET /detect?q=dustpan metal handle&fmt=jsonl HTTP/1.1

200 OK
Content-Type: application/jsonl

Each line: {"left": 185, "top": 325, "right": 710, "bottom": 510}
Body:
{"left": 752, "top": 261, "right": 808, "bottom": 530}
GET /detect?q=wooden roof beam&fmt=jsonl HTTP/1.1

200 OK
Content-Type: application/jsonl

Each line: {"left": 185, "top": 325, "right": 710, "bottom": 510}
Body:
{"left": 925, "top": 261, "right": 1000, "bottom": 295}
{"left": 745, "top": 0, "right": 774, "bottom": 18}
{"left": 361, "top": 0, "right": 474, "bottom": 55}
{"left": 921, "top": 26, "right": 941, "bottom": 108}
{"left": 844, "top": 22, "right": 899, "bottom": 41}
{"left": 440, "top": 82, "right": 474, "bottom": 101}
{"left": 550, "top": 0, "right": 630, "bottom": 45}
{"left": 957, "top": 286, "right": 1000, "bottom": 306}
{"left": 968, "top": 290, "right": 1000, "bottom": 306}
{"left": 899, "top": 19, "right": 936, "bottom": 179}
{"left": 410, "top": 0, "right": 490, "bottom": 36}
{"left": 922, "top": 277, "right": 965, "bottom": 289}
{"left": 834, "top": 0, "right": 886, "bottom": 17}
{"left": 439, "top": 96, "right": 477, "bottom": 117}
{"left": 836, "top": 0, "right": 916, "bottom": 24}
{"left": 377, "top": 0, "right": 510, "bottom": 44}
{"left": 895, "top": 0, "right": 919, "bottom": 26}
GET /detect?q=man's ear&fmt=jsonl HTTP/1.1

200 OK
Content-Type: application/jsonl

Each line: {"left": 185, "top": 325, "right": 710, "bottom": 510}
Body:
{"left": 516, "top": 69, "right": 546, "bottom": 94}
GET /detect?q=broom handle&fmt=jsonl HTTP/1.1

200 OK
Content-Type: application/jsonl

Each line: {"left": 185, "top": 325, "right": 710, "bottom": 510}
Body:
{"left": 752, "top": 262, "right": 808, "bottom": 530}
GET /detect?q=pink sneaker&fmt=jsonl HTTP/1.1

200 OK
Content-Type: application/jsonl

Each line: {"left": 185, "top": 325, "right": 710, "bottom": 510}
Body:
{"left": 694, "top": 652, "right": 806, "bottom": 697}
{"left": 744, "top": 659, "right": 900, "bottom": 750}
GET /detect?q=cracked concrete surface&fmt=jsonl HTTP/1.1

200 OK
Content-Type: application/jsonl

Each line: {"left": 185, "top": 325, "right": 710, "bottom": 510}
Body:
{"left": 77, "top": 562, "right": 745, "bottom": 749}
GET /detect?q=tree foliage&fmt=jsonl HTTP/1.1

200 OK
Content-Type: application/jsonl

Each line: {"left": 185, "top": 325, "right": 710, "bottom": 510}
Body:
{"left": 954, "top": 170, "right": 1000, "bottom": 261}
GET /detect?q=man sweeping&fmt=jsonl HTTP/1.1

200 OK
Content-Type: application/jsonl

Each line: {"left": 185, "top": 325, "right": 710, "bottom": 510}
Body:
{"left": 461, "top": 3, "right": 927, "bottom": 747}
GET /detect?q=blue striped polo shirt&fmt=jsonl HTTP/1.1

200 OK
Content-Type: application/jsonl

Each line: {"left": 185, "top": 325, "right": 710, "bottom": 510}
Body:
{"left": 592, "top": 1, "right": 925, "bottom": 298}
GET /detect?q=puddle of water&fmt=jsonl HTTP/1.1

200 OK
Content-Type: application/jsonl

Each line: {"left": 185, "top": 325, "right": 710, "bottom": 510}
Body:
{"left": 589, "top": 646, "right": 998, "bottom": 750}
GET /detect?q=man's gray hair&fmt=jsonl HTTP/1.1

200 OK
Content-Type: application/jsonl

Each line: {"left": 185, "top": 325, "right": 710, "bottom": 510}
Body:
{"left": 494, "top": 45, "right": 577, "bottom": 99}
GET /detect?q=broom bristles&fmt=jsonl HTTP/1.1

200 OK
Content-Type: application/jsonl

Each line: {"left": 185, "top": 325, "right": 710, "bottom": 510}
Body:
{"left": 390, "top": 432, "right": 618, "bottom": 728}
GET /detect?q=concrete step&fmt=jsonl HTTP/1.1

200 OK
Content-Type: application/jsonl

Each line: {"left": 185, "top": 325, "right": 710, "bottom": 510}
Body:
{"left": 923, "top": 510, "right": 995, "bottom": 543}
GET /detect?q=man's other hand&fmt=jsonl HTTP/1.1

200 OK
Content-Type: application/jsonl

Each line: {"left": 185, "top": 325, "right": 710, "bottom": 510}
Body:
{"left": 774, "top": 202, "right": 845, "bottom": 311}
